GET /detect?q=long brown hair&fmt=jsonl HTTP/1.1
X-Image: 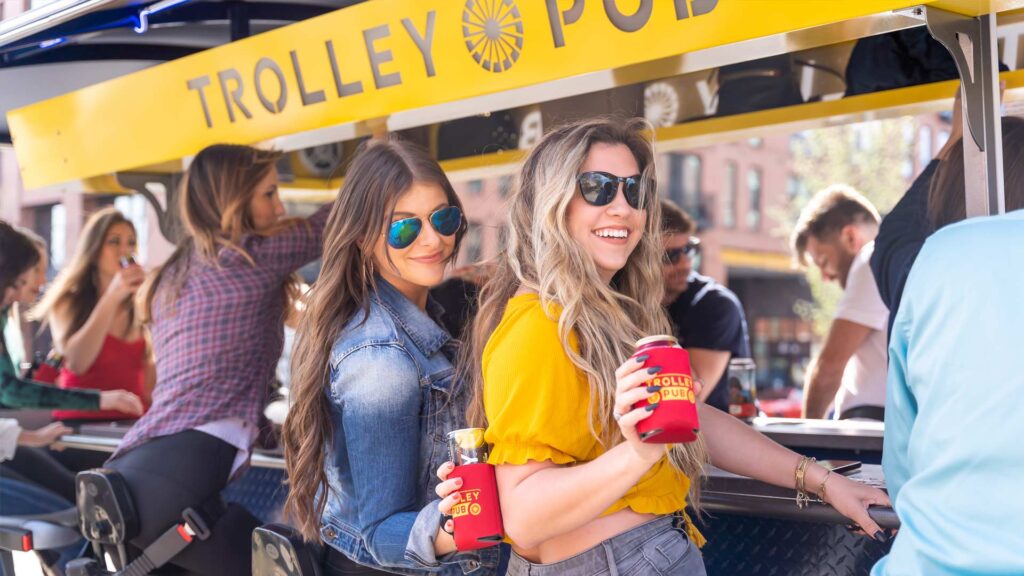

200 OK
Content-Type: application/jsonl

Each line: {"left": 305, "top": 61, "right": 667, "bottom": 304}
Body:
{"left": 463, "top": 117, "right": 708, "bottom": 503}
{"left": 139, "top": 144, "right": 292, "bottom": 323}
{"left": 1, "top": 221, "right": 40, "bottom": 297}
{"left": 283, "top": 137, "right": 465, "bottom": 541}
{"left": 30, "top": 208, "right": 137, "bottom": 342}
{"left": 929, "top": 115, "right": 1024, "bottom": 231}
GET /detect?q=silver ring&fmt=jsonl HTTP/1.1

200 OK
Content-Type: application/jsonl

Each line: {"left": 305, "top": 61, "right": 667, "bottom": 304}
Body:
{"left": 612, "top": 411, "right": 623, "bottom": 422}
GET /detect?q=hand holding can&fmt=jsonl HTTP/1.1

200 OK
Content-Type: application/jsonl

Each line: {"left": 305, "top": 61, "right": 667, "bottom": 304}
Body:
{"left": 445, "top": 428, "right": 504, "bottom": 551}
{"left": 631, "top": 335, "right": 700, "bottom": 444}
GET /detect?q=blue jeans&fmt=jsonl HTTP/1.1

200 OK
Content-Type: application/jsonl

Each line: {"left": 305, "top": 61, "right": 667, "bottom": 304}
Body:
{"left": 0, "top": 477, "right": 86, "bottom": 575}
{"left": 505, "top": 517, "right": 706, "bottom": 576}
{"left": 0, "top": 477, "right": 69, "bottom": 515}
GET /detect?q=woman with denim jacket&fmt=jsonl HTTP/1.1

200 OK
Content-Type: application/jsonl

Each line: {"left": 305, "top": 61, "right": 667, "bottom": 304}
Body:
{"left": 283, "top": 138, "right": 498, "bottom": 576}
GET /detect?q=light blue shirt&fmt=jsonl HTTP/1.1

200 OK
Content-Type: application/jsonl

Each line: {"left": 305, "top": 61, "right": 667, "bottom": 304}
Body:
{"left": 873, "top": 210, "right": 1024, "bottom": 576}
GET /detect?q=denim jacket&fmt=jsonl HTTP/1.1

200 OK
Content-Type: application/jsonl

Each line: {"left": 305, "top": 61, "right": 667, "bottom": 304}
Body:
{"left": 319, "top": 278, "right": 499, "bottom": 575}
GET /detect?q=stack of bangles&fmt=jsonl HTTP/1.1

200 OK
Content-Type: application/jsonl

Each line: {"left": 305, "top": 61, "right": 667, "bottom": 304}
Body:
{"left": 794, "top": 456, "right": 832, "bottom": 509}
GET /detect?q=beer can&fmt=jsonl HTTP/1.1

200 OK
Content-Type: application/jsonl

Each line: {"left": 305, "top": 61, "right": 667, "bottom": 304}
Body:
{"left": 631, "top": 335, "right": 700, "bottom": 444}
{"left": 726, "top": 358, "right": 759, "bottom": 421}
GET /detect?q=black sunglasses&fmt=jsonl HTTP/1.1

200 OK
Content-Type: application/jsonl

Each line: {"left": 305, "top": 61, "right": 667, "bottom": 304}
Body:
{"left": 664, "top": 237, "right": 701, "bottom": 264}
{"left": 577, "top": 171, "right": 643, "bottom": 209}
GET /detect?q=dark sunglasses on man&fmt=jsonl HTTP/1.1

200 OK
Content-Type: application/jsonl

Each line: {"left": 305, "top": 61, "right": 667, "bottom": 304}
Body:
{"left": 664, "top": 237, "right": 701, "bottom": 264}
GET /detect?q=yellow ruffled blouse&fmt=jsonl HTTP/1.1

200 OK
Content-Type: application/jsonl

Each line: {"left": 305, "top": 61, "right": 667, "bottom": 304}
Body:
{"left": 482, "top": 294, "right": 698, "bottom": 531}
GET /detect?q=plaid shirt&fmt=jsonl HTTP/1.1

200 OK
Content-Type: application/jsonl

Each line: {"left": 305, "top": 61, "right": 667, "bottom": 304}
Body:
{"left": 113, "top": 206, "right": 330, "bottom": 459}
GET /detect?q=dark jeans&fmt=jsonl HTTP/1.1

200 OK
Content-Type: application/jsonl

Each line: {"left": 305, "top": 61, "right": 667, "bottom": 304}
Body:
{"left": 0, "top": 446, "right": 76, "bottom": 501}
{"left": 324, "top": 548, "right": 393, "bottom": 576}
{"left": 106, "top": 430, "right": 259, "bottom": 576}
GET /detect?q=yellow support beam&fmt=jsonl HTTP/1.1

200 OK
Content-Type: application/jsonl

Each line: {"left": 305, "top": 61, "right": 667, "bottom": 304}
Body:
{"left": 720, "top": 248, "right": 797, "bottom": 275}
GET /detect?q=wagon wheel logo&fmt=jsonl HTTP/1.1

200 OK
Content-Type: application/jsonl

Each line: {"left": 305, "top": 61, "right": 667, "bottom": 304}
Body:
{"left": 463, "top": 0, "right": 524, "bottom": 73}
{"left": 469, "top": 503, "right": 482, "bottom": 516}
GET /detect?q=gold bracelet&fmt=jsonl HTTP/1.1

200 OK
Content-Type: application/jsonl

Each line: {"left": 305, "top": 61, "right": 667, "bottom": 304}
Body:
{"left": 817, "top": 470, "right": 832, "bottom": 505}
{"left": 794, "top": 456, "right": 815, "bottom": 509}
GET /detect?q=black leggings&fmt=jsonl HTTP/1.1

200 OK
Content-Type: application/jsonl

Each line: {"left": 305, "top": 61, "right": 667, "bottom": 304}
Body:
{"left": 106, "top": 430, "right": 259, "bottom": 576}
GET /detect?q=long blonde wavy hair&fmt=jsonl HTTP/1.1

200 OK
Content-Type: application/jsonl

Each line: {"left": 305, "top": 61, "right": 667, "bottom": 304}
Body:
{"left": 465, "top": 117, "right": 708, "bottom": 498}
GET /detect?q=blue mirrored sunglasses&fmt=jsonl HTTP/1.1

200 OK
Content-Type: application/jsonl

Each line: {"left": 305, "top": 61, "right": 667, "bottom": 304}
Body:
{"left": 387, "top": 206, "right": 464, "bottom": 250}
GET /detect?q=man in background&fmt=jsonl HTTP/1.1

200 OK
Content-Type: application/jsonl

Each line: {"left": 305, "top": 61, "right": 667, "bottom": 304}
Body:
{"left": 791, "top": 186, "right": 887, "bottom": 420}
{"left": 660, "top": 201, "right": 750, "bottom": 414}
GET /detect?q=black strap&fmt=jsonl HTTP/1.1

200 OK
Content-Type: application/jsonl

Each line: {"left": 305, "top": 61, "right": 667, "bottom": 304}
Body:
{"left": 117, "top": 507, "right": 212, "bottom": 576}
{"left": 838, "top": 405, "right": 885, "bottom": 421}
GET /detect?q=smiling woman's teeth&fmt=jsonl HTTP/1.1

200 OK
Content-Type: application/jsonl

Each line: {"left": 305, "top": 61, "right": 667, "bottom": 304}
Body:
{"left": 595, "top": 229, "right": 628, "bottom": 238}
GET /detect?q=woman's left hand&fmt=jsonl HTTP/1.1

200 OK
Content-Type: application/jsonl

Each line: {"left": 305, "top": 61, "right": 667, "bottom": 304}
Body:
{"left": 819, "top": 469, "right": 892, "bottom": 541}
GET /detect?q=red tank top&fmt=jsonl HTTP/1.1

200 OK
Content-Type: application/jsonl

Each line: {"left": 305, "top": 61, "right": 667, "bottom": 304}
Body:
{"left": 53, "top": 334, "right": 147, "bottom": 421}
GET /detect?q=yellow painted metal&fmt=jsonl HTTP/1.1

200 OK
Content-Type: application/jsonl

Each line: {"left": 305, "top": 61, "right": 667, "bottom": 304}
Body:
{"left": 720, "top": 248, "right": 797, "bottom": 274}
{"left": 12, "top": 0, "right": 962, "bottom": 189}
{"left": 930, "top": 0, "right": 1024, "bottom": 15}
{"left": 437, "top": 69, "right": 1024, "bottom": 178}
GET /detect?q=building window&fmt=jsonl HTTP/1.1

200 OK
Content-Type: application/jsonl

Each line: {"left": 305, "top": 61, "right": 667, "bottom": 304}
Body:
{"left": 723, "top": 161, "right": 738, "bottom": 229}
{"left": 747, "top": 167, "right": 762, "bottom": 231}
{"left": 668, "top": 153, "right": 702, "bottom": 223}
{"left": 467, "top": 179, "right": 483, "bottom": 196}
{"left": 50, "top": 204, "right": 67, "bottom": 269}
{"left": 786, "top": 174, "right": 807, "bottom": 201}
{"left": 498, "top": 175, "right": 514, "bottom": 198}
{"left": 460, "top": 222, "right": 483, "bottom": 265}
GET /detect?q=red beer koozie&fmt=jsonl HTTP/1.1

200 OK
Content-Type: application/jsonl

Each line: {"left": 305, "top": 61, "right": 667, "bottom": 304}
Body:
{"left": 632, "top": 335, "right": 700, "bottom": 444}
{"left": 447, "top": 428, "right": 504, "bottom": 551}
{"left": 448, "top": 462, "right": 504, "bottom": 551}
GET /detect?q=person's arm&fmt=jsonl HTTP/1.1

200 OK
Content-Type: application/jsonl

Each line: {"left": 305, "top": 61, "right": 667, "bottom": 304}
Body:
{"left": 334, "top": 344, "right": 465, "bottom": 569}
{"left": 51, "top": 265, "right": 144, "bottom": 374}
{"left": 495, "top": 441, "right": 660, "bottom": 549}
{"left": 802, "top": 319, "right": 874, "bottom": 419}
{"left": 253, "top": 203, "right": 331, "bottom": 277}
{"left": 493, "top": 357, "right": 666, "bottom": 549}
{"left": 1, "top": 373, "right": 99, "bottom": 410}
{"left": 18, "top": 423, "right": 73, "bottom": 449}
{"left": 0, "top": 373, "right": 143, "bottom": 415}
{"left": 681, "top": 290, "right": 748, "bottom": 403}
{"left": 700, "top": 404, "right": 890, "bottom": 537}
{"left": 689, "top": 348, "right": 731, "bottom": 403}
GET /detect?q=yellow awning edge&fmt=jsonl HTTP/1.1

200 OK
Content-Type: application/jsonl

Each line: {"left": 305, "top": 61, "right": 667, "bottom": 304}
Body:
{"left": 13, "top": 0, "right": 1024, "bottom": 189}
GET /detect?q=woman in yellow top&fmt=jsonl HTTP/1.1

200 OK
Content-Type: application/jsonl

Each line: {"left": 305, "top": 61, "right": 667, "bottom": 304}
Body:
{"left": 456, "top": 118, "right": 891, "bottom": 575}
